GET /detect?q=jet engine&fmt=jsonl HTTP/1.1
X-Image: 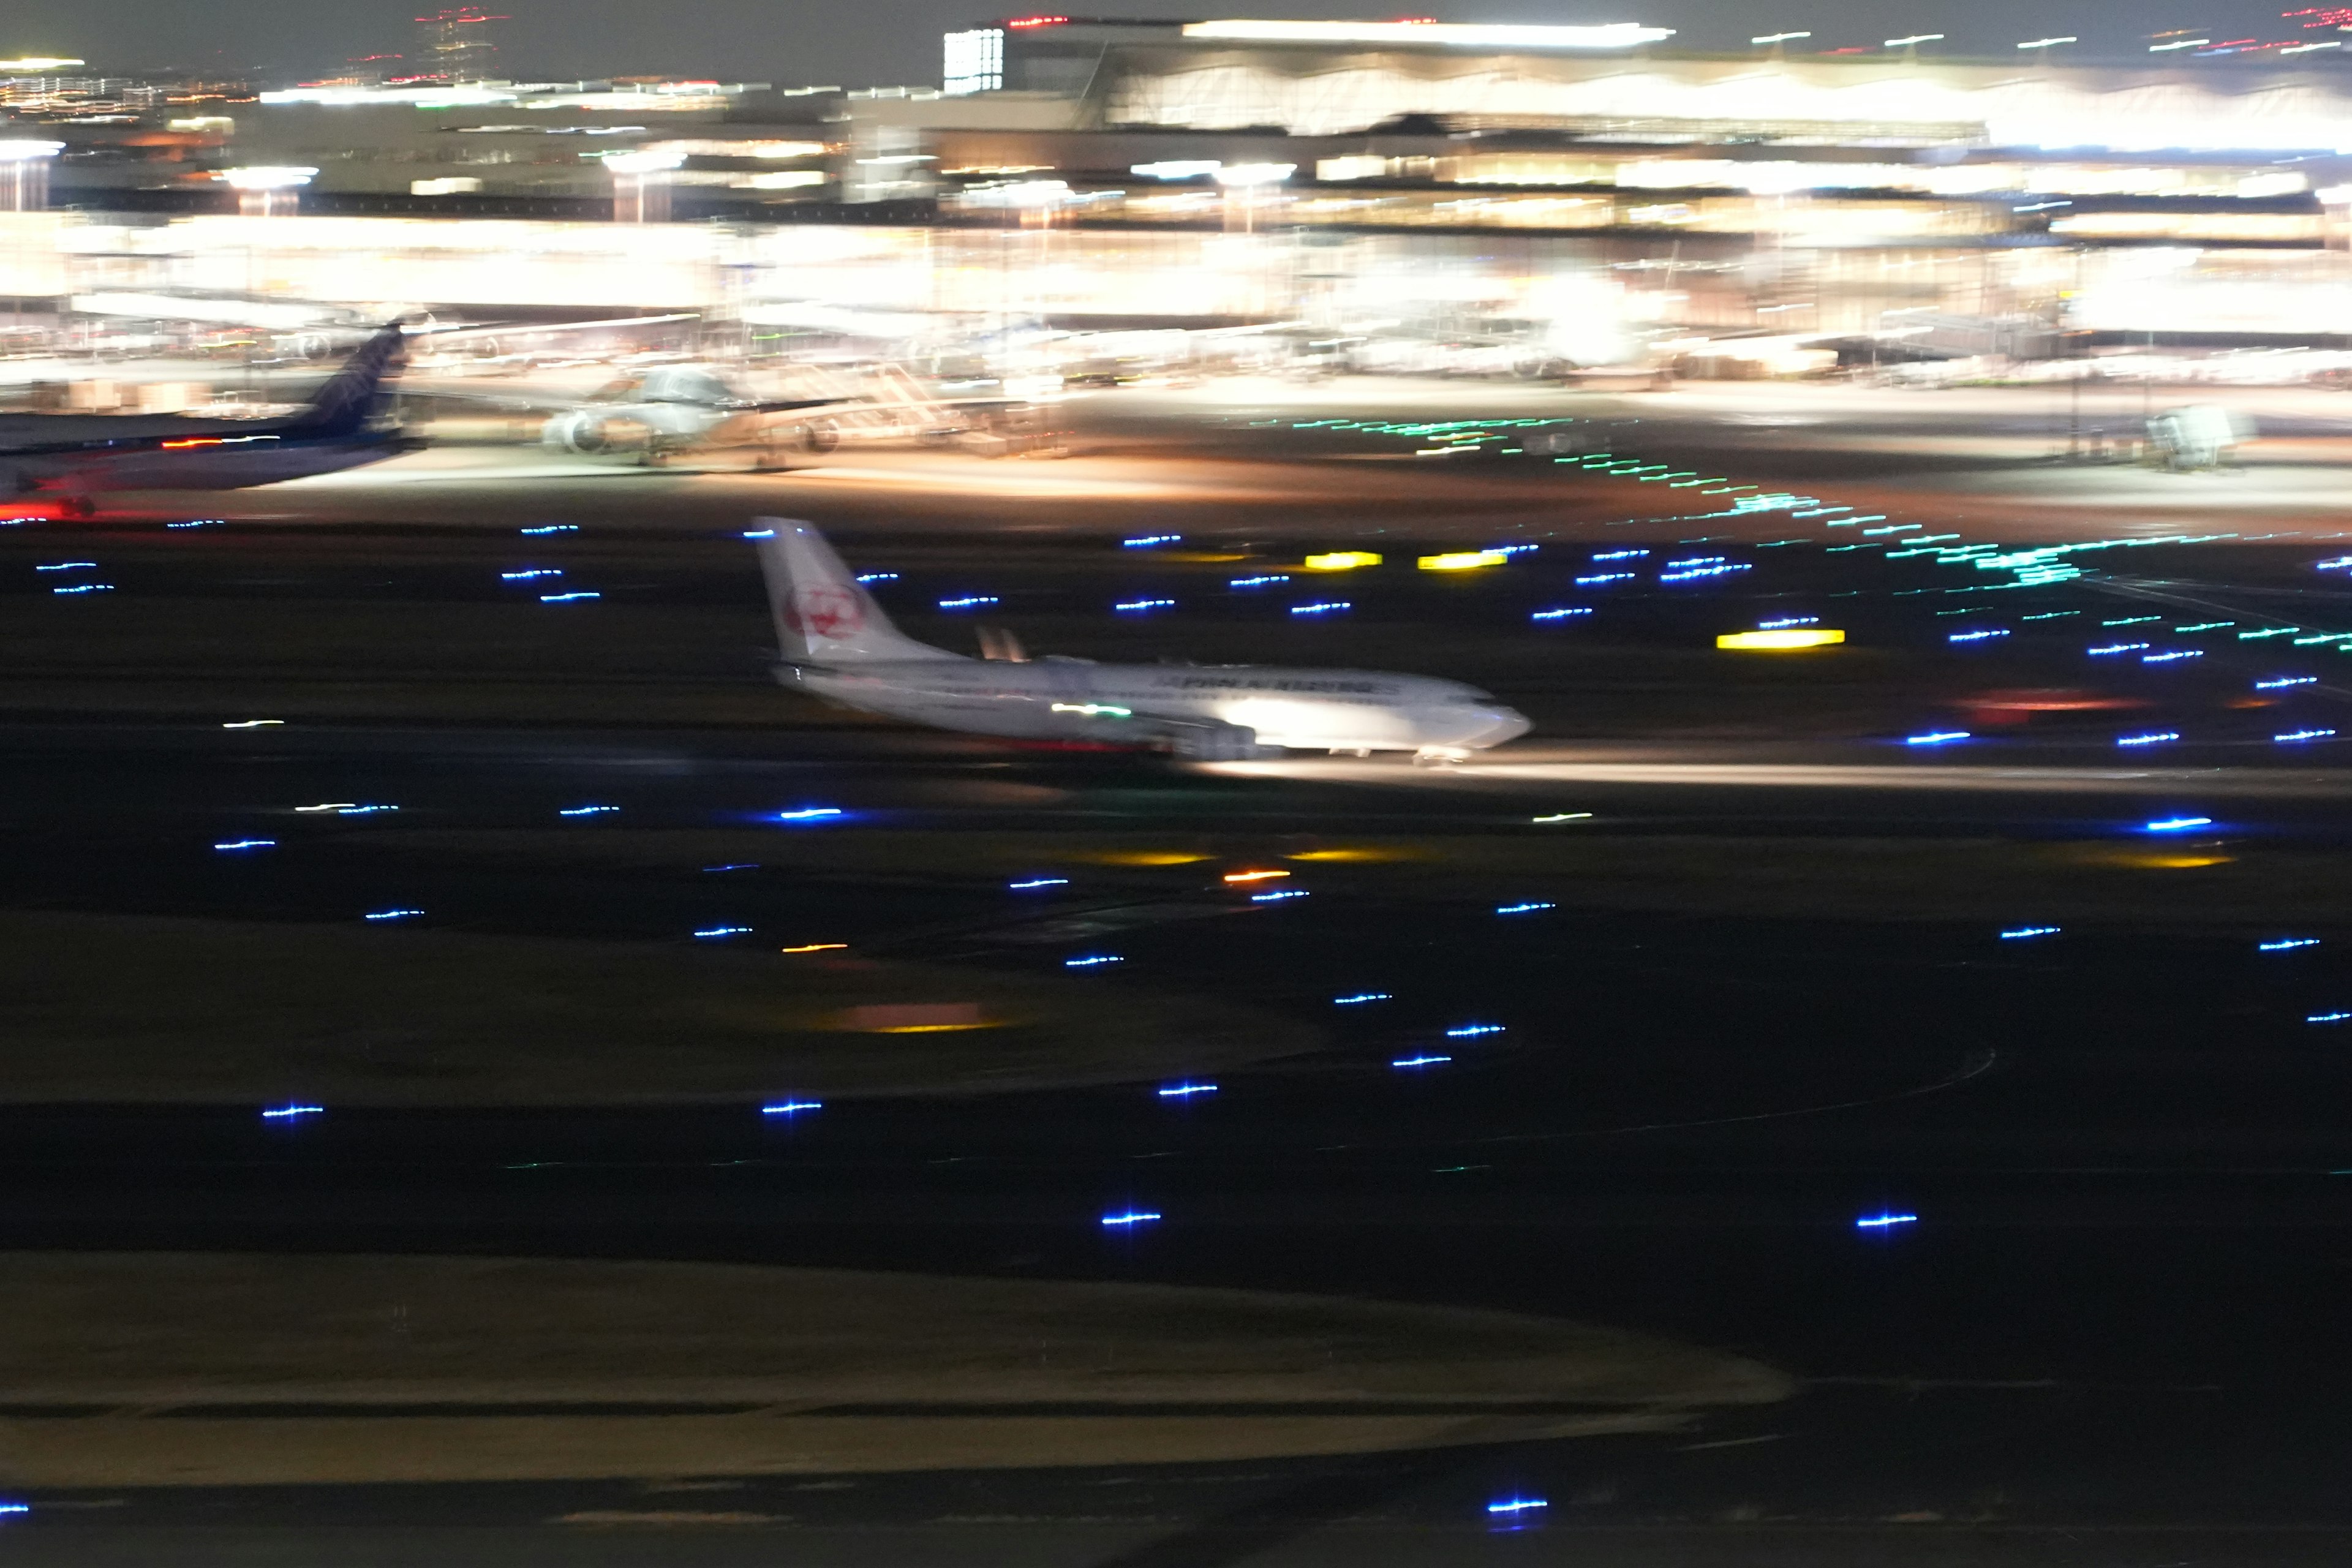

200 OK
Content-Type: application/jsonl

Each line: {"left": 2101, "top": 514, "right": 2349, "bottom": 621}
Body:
{"left": 543, "top": 410, "right": 637, "bottom": 455}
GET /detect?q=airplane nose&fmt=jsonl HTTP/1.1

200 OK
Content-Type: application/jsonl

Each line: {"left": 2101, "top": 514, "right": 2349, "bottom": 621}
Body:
{"left": 1468, "top": 706, "right": 1531, "bottom": 747}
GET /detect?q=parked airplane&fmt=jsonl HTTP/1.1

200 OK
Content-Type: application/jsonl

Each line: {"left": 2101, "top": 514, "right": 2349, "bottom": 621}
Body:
{"left": 538, "top": 364, "right": 852, "bottom": 467}
{"left": 0, "top": 322, "right": 412, "bottom": 516}
{"left": 750, "top": 519, "right": 1529, "bottom": 761}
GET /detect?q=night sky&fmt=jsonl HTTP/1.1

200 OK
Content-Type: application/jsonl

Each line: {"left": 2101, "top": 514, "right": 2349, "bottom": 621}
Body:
{"left": 1, "top": 0, "right": 2315, "bottom": 87}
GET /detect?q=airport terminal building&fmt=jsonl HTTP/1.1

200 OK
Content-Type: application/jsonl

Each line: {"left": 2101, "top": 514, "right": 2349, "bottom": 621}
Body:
{"left": 7, "top": 20, "right": 2352, "bottom": 354}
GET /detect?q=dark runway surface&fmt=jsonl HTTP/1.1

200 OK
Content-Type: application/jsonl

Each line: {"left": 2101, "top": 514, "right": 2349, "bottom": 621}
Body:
{"left": 8, "top": 458, "right": 2352, "bottom": 1561}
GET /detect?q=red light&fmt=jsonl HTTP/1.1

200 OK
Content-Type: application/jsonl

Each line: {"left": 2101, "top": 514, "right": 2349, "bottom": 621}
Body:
{"left": 1005, "top": 15, "right": 1069, "bottom": 27}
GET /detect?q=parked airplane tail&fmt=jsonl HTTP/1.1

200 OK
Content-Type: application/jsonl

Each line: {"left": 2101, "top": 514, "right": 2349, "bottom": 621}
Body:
{"left": 750, "top": 518, "right": 957, "bottom": 665}
{"left": 282, "top": 322, "right": 408, "bottom": 440}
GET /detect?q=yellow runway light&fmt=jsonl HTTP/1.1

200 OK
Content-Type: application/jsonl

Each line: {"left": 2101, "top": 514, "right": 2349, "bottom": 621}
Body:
{"left": 1305, "top": 551, "right": 1381, "bottom": 571}
{"left": 1222, "top": 869, "right": 1291, "bottom": 883}
{"left": 1418, "top": 551, "right": 1507, "bottom": 571}
{"left": 1083, "top": 850, "right": 1213, "bottom": 865}
{"left": 1717, "top": 629, "right": 1845, "bottom": 651}
{"left": 781, "top": 943, "right": 849, "bottom": 953}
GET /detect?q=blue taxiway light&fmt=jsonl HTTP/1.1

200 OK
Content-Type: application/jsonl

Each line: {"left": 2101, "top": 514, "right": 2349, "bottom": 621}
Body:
{"left": 693, "top": 926, "right": 753, "bottom": 939}
{"left": 704, "top": 863, "right": 757, "bottom": 872}
{"left": 1856, "top": 1212, "right": 1917, "bottom": 1229}
{"left": 2088, "top": 643, "right": 2150, "bottom": 656}
{"left": 1391, "top": 1054, "right": 1452, "bottom": 1068}
{"left": 2277, "top": 729, "right": 2337, "bottom": 743}
{"left": 558, "top": 805, "right": 619, "bottom": 817}
{"left": 2260, "top": 938, "right": 2320, "bottom": 951}
{"left": 1487, "top": 1499, "right": 1548, "bottom": 1515}
{"left": 1948, "top": 628, "right": 2009, "bottom": 643}
{"left": 167, "top": 519, "right": 222, "bottom": 529}
{"left": 261, "top": 1104, "right": 323, "bottom": 1120}
{"left": 1759, "top": 616, "right": 1819, "bottom": 628}
{"left": 1065, "top": 955, "right": 1123, "bottom": 967}
{"left": 2144, "top": 650, "right": 2203, "bottom": 663}
{"left": 540, "top": 592, "right": 598, "bottom": 602}
{"left": 213, "top": 839, "right": 275, "bottom": 851}
{"left": 1496, "top": 902, "right": 1556, "bottom": 914}
{"left": 1115, "top": 599, "right": 1175, "bottom": 612}
{"left": 1123, "top": 533, "right": 1181, "bottom": 548}
{"left": 1009, "top": 877, "right": 1069, "bottom": 890}
{"left": 1446, "top": 1024, "right": 1505, "bottom": 1038}
{"left": 0, "top": 1502, "right": 26, "bottom": 1514}
{"left": 2146, "top": 816, "right": 2215, "bottom": 832}
{"left": 2000, "top": 925, "right": 2060, "bottom": 940}
{"left": 1904, "top": 731, "right": 1970, "bottom": 746}
{"left": 52, "top": 583, "right": 113, "bottom": 594}
{"left": 363, "top": 909, "right": 422, "bottom": 921}
{"left": 1291, "top": 601, "right": 1351, "bottom": 616}
{"left": 1591, "top": 549, "right": 1648, "bottom": 561}
{"left": 2117, "top": 733, "right": 2179, "bottom": 747}
{"left": 771, "top": 807, "right": 844, "bottom": 822}
{"left": 522, "top": 524, "right": 579, "bottom": 535}
{"left": 336, "top": 805, "right": 396, "bottom": 816}
{"left": 854, "top": 572, "right": 897, "bottom": 584}
{"left": 1229, "top": 574, "right": 1290, "bottom": 587}
{"left": 938, "top": 596, "right": 998, "bottom": 610}
{"left": 1158, "top": 1082, "right": 1218, "bottom": 1098}
{"left": 1574, "top": 572, "right": 1635, "bottom": 586}
{"left": 741, "top": 529, "right": 775, "bottom": 538}
{"left": 1251, "top": 889, "right": 1308, "bottom": 902}
{"left": 1531, "top": 608, "right": 1593, "bottom": 621}
{"left": 1334, "top": 992, "right": 1392, "bottom": 1005}
{"left": 501, "top": 569, "right": 561, "bottom": 580}
{"left": 34, "top": 561, "right": 95, "bottom": 571}
{"left": 1101, "top": 1210, "right": 1161, "bottom": 1227}
{"left": 2308, "top": 1012, "right": 2351, "bottom": 1025}
{"left": 761, "top": 1101, "right": 821, "bottom": 1115}
{"left": 2256, "top": 676, "right": 2317, "bottom": 689}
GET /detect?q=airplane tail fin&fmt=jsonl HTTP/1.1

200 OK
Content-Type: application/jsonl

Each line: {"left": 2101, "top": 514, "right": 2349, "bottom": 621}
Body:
{"left": 283, "top": 322, "right": 407, "bottom": 439}
{"left": 750, "top": 518, "right": 957, "bottom": 666}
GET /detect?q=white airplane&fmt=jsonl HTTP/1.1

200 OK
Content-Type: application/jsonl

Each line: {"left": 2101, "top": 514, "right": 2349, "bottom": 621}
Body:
{"left": 750, "top": 519, "right": 1530, "bottom": 761}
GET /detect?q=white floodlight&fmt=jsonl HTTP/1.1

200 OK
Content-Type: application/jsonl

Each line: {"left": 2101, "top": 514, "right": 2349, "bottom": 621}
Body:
{"left": 1214, "top": 163, "right": 1295, "bottom": 187}
{"left": 2018, "top": 36, "right": 2078, "bottom": 49}
{"left": 1132, "top": 160, "right": 1223, "bottom": 179}
{"left": 1751, "top": 31, "right": 1811, "bottom": 44}
{"left": 1181, "top": 20, "right": 1673, "bottom": 49}
{"left": 1885, "top": 33, "right": 1944, "bottom": 47}
{"left": 600, "top": 149, "right": 686, "bottom": 175}
{"left": 0, "top": 140, "right": 62, "bottom": 161}
{"left": 216, "top": 166, "right": 317, "bottom": 189}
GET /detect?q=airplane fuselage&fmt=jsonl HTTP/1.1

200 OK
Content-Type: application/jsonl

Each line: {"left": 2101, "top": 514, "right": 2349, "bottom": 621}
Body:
{"left": 783, "top": 657, "right": 1528, "bottom": 753}
{"left": 0, "top": 426, "right": 417, "bottom": 495}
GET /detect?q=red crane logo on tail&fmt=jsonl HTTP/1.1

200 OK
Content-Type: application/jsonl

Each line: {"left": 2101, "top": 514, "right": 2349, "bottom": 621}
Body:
{"left": 783, "top": 584, "right": 864, "bottom": 639}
